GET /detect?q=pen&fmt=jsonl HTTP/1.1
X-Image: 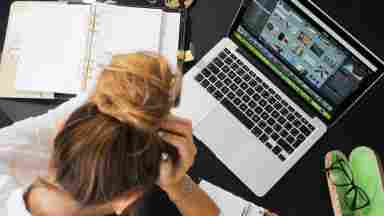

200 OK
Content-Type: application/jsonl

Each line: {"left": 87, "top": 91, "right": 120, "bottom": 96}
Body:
{"left": 241, "top": 204, "right": 251, "bottom": 216}
{"left": 172, "top": 0, "right": 189, "bottom": 107}
{"left": 178, "top": 0, "right": 188, "bottom": 74}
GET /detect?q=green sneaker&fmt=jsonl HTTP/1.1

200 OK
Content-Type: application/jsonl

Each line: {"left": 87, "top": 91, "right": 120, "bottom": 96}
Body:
{"left": 349, "top": 146, "right": 384, "bottom": 216}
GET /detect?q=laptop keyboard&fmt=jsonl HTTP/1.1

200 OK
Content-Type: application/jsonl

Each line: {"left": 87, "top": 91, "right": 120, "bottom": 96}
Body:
{"left": 194, "top": 48, "right": 316, "bottom": 162}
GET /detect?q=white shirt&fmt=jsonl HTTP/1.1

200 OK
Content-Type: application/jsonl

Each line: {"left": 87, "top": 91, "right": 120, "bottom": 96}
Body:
{"left": 0, "top": 89, "right": 265, "bottom": 216}
{"left": 0, "top": 93, "right": 89, "bottom": 216}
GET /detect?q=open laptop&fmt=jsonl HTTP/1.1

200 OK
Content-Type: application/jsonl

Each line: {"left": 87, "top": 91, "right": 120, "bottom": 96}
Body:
{"left": 175, "top": 0, "right": 384, "bottom": 196}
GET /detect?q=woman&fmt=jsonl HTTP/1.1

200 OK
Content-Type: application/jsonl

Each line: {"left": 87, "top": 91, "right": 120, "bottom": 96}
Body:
{"left": 0, "top": 53, "right": 219, "bottom": 216}
{"left": 0, "top": 52, "right": 278, "bottom": 216}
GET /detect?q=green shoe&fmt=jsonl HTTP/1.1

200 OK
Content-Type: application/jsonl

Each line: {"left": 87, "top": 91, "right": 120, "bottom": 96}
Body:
{"left": 350, "top": 146, "right": 384, "bottom": 216}
{"left": 325, "top": 150, "right": 358, "bottom": 216}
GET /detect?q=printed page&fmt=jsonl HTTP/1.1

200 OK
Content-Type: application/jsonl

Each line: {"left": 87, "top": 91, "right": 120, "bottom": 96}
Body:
{"left": 14, "top": 2, "right": 90, "bottom": 94}
{"left": 88, "top": 3, "right": 162, "bottom": 85}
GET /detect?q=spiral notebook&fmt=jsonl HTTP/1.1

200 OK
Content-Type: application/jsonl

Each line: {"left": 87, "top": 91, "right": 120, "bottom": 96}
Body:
{"left": 0, "top": 1, "right": 180, "bottom": 97}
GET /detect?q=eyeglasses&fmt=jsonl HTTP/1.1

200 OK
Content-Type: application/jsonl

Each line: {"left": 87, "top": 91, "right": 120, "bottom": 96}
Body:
{"left": 324, "top": 155, "right": 370, "bottom": 211}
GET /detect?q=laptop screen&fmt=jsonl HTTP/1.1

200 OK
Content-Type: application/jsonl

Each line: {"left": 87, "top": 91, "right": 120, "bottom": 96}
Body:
{"left": 230, "top": 0, "right": 380, "bottom": 121}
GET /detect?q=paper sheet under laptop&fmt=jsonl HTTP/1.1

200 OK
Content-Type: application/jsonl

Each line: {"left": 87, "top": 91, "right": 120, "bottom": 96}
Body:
{"left": 199, "top": 180, "right": 265, "bottom": 216}
{"left": 0, "top": 2, "right": 180, "bottom": 97}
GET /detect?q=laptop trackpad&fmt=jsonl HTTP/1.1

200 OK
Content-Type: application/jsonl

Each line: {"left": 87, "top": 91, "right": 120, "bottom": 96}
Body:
{"left": 193, "top": 105, "right": 278, "bottom": 188}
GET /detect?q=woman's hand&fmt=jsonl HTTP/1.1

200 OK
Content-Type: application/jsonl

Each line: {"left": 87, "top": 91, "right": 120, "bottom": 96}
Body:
{"left": 157, "top": 115, "right": 197, "bottom": 190}
{"left": 264, "top": 209, "right": 279, "bottom": 216}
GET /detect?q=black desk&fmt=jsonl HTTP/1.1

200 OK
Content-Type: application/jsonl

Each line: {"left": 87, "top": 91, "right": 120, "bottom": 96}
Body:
{"left": 1, "top": 0, "right": 384, "bottom": 215}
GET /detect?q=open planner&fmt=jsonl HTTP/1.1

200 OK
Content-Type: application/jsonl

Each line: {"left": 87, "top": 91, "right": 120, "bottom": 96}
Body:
{"left": 0, "top": 1, "right": 180, "bottom": 98}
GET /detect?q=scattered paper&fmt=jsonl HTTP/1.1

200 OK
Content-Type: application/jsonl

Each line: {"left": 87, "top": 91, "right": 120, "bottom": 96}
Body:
{"left": 199, "top": 180, "right": 265, "bottom": 216}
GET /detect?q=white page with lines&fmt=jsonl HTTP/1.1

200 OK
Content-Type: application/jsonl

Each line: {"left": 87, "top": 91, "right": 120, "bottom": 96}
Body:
{"left": 86, "top": 9, "right": 177, "bottom": 90}
{"left": 94, "top": 4, "right": 162, "bottom": 54}
{"left": 89, "top": 4, "right": 162, "bottom": 75}
{"left": 159, "top": 11, "right": 180, "bottom": 72}
{"left": 14, "top": 3, "right": 90, "bottom": 94}
{"left": 0, "top": 2, "right": 55, "bottom": 98}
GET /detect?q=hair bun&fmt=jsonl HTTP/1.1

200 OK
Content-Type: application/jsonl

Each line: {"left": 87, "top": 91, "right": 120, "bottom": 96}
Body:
{"left": 91, "top": 53, "right": 174, "bottom": 131}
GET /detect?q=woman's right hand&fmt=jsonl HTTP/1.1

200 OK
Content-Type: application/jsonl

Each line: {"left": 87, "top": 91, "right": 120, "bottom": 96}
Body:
{"left": 157, "top": 115, "right": 197, "bottom": 191}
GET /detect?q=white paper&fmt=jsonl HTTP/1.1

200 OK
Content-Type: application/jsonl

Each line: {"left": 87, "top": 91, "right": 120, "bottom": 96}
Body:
{"left": 90, "top": 4, "right": 162, "bottom": 71}
{"left": 248, "top": 203, "right": 267, "bottom": 216}
{"left": 159, "top": 12, "right": 181, "bottom": 72}
{"left": 0, "top": 175, "right": 11, "bottom": 189}
{"left": 199, "top": 180, "right": 265, "bottom": 216}
{"left": 200, "top": 180, "right": 251, "bottom": 215}
{"left": 86, "top": 6, "right": 178, "bottom": 90}
{"left": 0, "top": 2, "right": 57, "bottom": 98}
{"left": 14, "top": 3, "right": 90, "bottom": 94}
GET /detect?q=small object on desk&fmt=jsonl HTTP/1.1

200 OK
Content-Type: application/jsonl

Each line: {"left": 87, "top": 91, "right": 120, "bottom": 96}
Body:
{"left": 173, "top": 0, "right": 191, "bottom": 106}
{"left": 144, "top": 0, "right": 158, "bottom": 4}
{"left": 176, "top": 0, "right": 191, "bottom": 74}
{"left": 165, "top": 0, "right": 194, "bottom": 9}
{"left": 177, "top": 49, "right": 194, "bottom": 62}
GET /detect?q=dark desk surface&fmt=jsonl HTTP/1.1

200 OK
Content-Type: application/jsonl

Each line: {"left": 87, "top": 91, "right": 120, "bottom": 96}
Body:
{"left": 1, "top": 0, "right": 384, "bottom": 215}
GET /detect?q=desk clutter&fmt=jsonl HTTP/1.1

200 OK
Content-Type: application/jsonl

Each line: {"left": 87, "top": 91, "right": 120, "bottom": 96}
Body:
{"left": 0, "top": 1, "right": 182, "bottom": 99}
{"left": 325, "top": 147, "right": 384, "bottom": 216}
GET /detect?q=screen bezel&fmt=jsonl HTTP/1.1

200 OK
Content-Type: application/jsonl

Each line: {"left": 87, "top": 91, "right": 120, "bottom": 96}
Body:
{"left": 228, "top": 0, "right": 384, "bottom": 126}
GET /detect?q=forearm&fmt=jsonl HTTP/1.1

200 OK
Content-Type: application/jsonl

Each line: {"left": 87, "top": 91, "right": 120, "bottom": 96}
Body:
{"left": 0, "top": 93, "right": 89, "bottom": 186}
{"left": 162, "top": 175, "right": 220, "bottom": 216}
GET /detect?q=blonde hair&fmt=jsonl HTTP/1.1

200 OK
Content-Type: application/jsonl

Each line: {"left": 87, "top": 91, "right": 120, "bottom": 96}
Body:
{"left": 40, "top": 52, "right": 179, "bottom": 213}
{"left": 91, "top": 52, "right": 175, "bottom": 130}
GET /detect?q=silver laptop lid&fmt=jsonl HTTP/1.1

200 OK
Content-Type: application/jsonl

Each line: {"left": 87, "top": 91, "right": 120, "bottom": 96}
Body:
{"left": 227, "top": 0, "right": 384, "bottom": 126}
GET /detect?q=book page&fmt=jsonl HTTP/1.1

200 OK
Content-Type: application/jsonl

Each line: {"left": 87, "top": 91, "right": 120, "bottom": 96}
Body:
{"left": 159, "top": 12, "right": 181, "bottom": 73}
{"left": 0, "top": 2, "right": 59, "bottom": 98}
{"left": 88, "top": 4, "right": 162, "bottom": 85}
{"left": 14, "top": 2, "right": 90, "bottom": 94}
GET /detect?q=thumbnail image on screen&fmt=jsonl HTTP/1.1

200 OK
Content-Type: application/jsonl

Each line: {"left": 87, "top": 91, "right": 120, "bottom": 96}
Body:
{"left": 234, "top": 0, "right": 373, "bottom": 119}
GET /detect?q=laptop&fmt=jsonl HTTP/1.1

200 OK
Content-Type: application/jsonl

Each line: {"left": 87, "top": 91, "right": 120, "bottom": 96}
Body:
{"left": 175, "top": 0, "right": 384, "bottom": 196}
